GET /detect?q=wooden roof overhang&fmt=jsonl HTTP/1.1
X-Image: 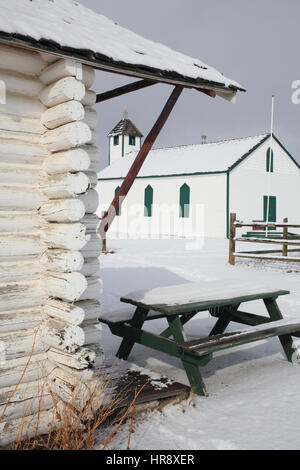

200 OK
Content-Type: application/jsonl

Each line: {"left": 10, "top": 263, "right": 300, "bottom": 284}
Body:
{"left": 0, "top": 32, "right": 246, "bottom": 245}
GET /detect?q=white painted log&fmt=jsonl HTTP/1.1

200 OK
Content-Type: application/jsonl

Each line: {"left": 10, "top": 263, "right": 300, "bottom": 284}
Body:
{"left": 80, "top": 214, "right": 100, "bottom": 232}
{"left": 41, "top": 100, "right": 85, "bottom": 130}
{"left": 39, "top": 198, "right": 86, "bottom": 223}
{"left": 88, "top": 343, "right": 105, "bottom": 368}
{"left": 78, "top": 189, "right": 99, "bottom": 214}
{"left": 0, "top": 44, "right": 45, "bottom": 76}
{"left": 89, "top": 131, "right": 97, "bottom": 145}
{"left": 0, "top": 113, "right": 45, "bottom": 134}
{"left": 42, "top": 319, "right": 85, "bottom": 352}
{"left": 42, "top": 223, "right": 87, "bottom": 251}
{"left": 52, "top": 363, "right": 95, "bottom": 384}
{"left": 0, "top": 70, "right": 43, "bottom": 97}
{"left": 0, "top": 129, "right": 41, "bottom": 145}
{"left": 48, "top": 367, "right": 93, "bottom": 408}
{"left": 83, "top": 107, "right": 98, "bottom": 130}
{"left": 0, "top": 257, "right": 41, "bottom": 283}
{"left": 81, "top": 144, "right": 100, "bottom": 164}
{"left": 39, "top": 249, "right": 84, "bottom": 273}
{"left": 43, "top": 148, "right": 91, "bottom": 175}
{"left": 0, "top": 169, "right": 43, "bottom": 186}
{"left": 0, "top": 92, "right": 46, "bottom": 118}
{"left": 48, "top": 347, "right": 96, "bottom": 370}
{"left": 82, "top": 65, "right": 95, "bottom": 89}
{"left": 80, "top": 234, "right": 101, "bottom": 258}
{"left": 0, "top": 233, "right": 43, "bottom": 256}
{"left": 44, "top": 299, "right": 100, "bottom": 325}
{"left": 0, "top": 308, "right": 45, "bottom": 334}
{"left": 81, "top": 89, "right": 96, "bottom": 107}
{"left": 85, "top": 171, "right": 98, "bottom": 188}
{"left": 0, "top": 137, "right": 48, "bottom": 158}
{"left": 0, "top": 140, "right": 48, "bottom": 170}
{"left": 81, "top": 258, "right": 100, "bottom": 277}
{"left": 40, "top": 58, "right": 83, "bottom": 85}
{"left": 42, "top": 172, "right": 90, "bottom": 199}
{"left": 0, "top": 328, "right": 46, "bottom": 360}
{"left": 0, "top": 390, "right": 53, "bottom": 423}
{"left": 0, "top": 354, "right": 51, "bottom": 389}
{"left": 0, "top": 408, "right": 58, "bottom": 447}
{"left": 0, "top": 186, "right": 47, "bottom": 211}
{"left": 39, "top": 77, "right": 85, "bottom": 107}
{"left": 44, "top": 272, "right": 88, "bottom": 302}
{"left": 0, "top": 213, "right": 45, "bottom": 232}
{"left": 0, "top": 279, "right": 45, "bottom": 312}
{"left": 78, "top": 276, "right": 103, "bottom": 301}
{"left": 82, "top": 323, "right": 102, "bottom": 345}
{"left": 41, "top": 121, "right": 92, "bottom": 152}
{"left": 44, "top": 299, "right": 85, "bottom": 326}
{"left": 39, "top": 51, "right": 58, "bottom": 64}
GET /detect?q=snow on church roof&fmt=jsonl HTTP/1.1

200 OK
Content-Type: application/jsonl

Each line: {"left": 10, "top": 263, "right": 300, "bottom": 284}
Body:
{"left": 99, "top": 134, "right": 270, "bottom": 179}
{"left": 0, "top": 0, "right": 245, "bottom": 97}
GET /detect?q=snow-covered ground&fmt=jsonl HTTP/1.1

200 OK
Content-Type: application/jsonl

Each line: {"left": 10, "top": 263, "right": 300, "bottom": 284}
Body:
{"left": 99, "top": 237, "right": 300, "bottom": 450}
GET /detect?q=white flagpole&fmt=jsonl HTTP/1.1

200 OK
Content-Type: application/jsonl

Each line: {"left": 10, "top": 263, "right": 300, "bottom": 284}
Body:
{"left": 266, "top": 94, "right": 275, "bottom": 237}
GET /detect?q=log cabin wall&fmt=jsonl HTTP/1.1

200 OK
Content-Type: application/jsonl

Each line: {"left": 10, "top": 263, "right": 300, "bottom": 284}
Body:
{"left": 0, "top": 44, "right": 103, "bottom": 446}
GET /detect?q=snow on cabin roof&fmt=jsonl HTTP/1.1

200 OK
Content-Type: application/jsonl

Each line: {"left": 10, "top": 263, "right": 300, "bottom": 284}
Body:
{"left": 108, "top": 118, "right": 143, "bottom": 138}
{"left": 0, "top": 0, "right": 245, "bottom": 98}
{"left": 98, "top": 134, "right": 270, "bottom": 179}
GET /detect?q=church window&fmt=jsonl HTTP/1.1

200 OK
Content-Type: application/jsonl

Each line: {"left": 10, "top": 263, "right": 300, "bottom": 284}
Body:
{"left": 129, "top": 136, "right": 136, "bottom": 146}
{"left": 266, "top": 147, "right": 274, "bottom": 172}
{"left": 144, "top": 185, "right": 153, "bottom": 217}
{"left": 113, "top": 135, "right": 119, "bottom": 146}
{"left": 115, "top": 186, "right": 121, "bottom": 216}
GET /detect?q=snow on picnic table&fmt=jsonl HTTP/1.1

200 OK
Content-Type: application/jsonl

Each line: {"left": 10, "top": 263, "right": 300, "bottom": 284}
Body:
{"left": 98, "top": 237, "right": 300, "bottom": 450}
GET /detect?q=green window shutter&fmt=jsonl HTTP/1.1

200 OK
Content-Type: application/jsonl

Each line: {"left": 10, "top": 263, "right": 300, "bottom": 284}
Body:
{"left": 115, "top": 186, "right": 121, "bottom": 216}
{"left": 263, "top": 195, "right": 276, "bottom": 223}
{"left": 179, "top": 183, "right": 190, "bottom": 218}
{"left": 144, "top": 185, "right": 153, "bottom": 217}
{"left": 113, "top": 135, "right": 119, "bottom": 146}
{"left": 266, "top": 148, "right": 274, "bottom": 172}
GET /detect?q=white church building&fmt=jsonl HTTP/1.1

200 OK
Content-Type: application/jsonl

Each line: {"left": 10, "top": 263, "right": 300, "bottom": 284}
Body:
{"left": 97, "top": 115, "right": 300, "bottom": 239}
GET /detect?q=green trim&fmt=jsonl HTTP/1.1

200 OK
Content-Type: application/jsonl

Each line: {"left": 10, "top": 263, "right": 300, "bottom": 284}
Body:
{"left": 272, "top": 135, "right": 300, "bottom": 170}
{"left": 144, "top": 185, "right": 153, "bottom": 217}
{"left": 226, "top": 171, "right": 230, "bottom": 239}
{"left": 122, "top": 135, "right": 124, "bottom": 157}
{"left": 179, "top": 183, "right": 190, "bottom": 218}
{"left": 99, "top": 170, "right": 226, "bottom": 181}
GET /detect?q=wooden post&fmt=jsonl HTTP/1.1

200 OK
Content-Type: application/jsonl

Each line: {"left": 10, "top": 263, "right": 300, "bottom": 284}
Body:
{"left": 282, "top": 217, "right": 288, "bottom": 257}
{"left": 229, "top": 213, "right": 236, "bottom": 265}
{"left": 99, "top": 85, "right": 184, "bottom": 238}
{"left": 101, "top": 211, "right": 107, "bottom": 253}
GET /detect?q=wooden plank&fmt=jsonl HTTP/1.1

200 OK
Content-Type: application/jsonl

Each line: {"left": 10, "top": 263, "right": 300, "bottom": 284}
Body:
{"left": 235, "top": 237, "right": 300, "bottom": 245}
{"left": 234, "top": 253, "right": 300, "bottom": 262}
{"left": 181, "top": 321, "right": 300, "bottom": 356}
{"left": 99, "top": 85, "right": 184, "bottom": 236}
{"left": 235, "top": 223, "right": 300, "bottom": 229}
{"left": 121, "top": 289, "right": 289, "bottom": 315}
{"left": 105, "top": 361, "right": 190, "bottom": 407}
{"left": 96, "top": 79, "right": 157, "bottom": 103}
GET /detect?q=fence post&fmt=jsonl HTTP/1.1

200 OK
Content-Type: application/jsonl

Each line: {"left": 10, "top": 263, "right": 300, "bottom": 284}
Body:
{"left": 229, "top": 213, "right": 236, "bottom": 265}
{"left": 282, "top": 217, "right": 288, "bottom": 257}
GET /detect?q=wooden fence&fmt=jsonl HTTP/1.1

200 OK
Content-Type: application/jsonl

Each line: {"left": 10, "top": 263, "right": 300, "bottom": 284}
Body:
{"left": 229, "top": 213, "right": 300, "bottom": 266}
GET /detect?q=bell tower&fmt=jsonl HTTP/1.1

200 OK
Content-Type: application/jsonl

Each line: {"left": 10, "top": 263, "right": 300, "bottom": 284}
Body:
{"left": 108, "top": 110, "right": 143, "bottom": 165}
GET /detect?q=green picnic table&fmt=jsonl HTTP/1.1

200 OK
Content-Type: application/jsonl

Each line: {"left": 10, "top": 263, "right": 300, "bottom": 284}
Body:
{"left": 99, "top": 280, "right": 300, "bottom": 396}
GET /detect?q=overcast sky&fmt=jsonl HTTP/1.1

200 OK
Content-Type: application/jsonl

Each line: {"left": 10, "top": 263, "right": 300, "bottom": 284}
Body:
{"left": 80, "top": 0, "right": 300, "bottom": 169}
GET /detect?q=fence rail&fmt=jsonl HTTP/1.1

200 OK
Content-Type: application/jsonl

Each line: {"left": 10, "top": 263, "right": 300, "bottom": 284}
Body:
{"left": 229, "top": 213, "right": 300, "bottom": 266}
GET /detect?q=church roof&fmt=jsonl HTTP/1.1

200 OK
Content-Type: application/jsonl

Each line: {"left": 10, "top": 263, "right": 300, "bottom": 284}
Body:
{"left": 108, "top": 118, "right": 143, "bottom": 138}
{"left": 0, "top": 0, "right": 244, "bottom": 100}
{"left": 99, "top": 134, "right": 275, "bottom": 179}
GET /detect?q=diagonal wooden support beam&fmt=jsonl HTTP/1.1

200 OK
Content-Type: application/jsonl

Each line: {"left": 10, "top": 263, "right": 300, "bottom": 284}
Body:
{"left": 96, "top": 79, "right": 157, "bottom": 103}
{"left": 99, "top": 85, "right": 184, "bottom": 237}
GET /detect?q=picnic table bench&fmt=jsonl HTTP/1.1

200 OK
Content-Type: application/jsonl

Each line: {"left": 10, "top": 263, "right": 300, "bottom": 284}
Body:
{"left": 99, "top": 280, "right": 300, "bottom": 396}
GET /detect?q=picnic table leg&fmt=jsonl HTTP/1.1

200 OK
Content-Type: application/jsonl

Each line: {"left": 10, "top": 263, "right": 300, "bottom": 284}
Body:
{"left": 116, "top": 307, "right": 149, "bottom": 360}
{"left": 264, "top": 298, "right": 300, "bottom": 363}
{"left": 160, "top": 312, "right": 198, "bottom": 338}
{"left": 167, "top": 316, "right": 208, "bottom": 396}
{"left": 209, "top": 304, "right": 240, "bottom": 336}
